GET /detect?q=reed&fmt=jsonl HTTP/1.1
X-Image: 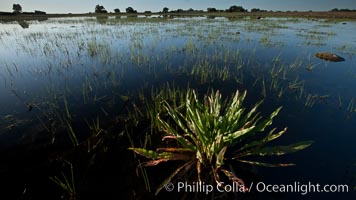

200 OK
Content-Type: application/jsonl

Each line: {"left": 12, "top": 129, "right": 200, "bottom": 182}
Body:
{"left": 49, "top": 160, "right": 77, "bottom": 200}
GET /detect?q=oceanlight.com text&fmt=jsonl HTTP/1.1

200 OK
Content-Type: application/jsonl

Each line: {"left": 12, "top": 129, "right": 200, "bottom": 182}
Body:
{"left": 255, "top": 182, "right": 349, "bottom": 195}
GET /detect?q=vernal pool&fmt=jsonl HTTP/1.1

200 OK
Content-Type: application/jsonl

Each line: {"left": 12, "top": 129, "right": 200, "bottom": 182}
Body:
{"left": 0, "top": 16, "right": 355, "bottom": 199}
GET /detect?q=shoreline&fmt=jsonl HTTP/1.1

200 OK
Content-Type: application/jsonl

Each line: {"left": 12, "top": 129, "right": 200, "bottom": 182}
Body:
{"left": 1, "top": 11, "right": 356, "bottom": 21}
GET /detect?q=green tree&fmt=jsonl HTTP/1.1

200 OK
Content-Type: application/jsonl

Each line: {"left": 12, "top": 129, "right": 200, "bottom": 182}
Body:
{"left": 114, "top": 8, "right": 120, "bottom": 13}
{"left": 12, "top": 4, "right": 22, "bottom": 13}
{"left": 227, "top": 5, "right": 247, "bottom": 12}
{"left": 95, "top": 5, "right": 107, "bottom": 13}
{"left": 162, "top": 7, "right": 169, "bottom": 13}
{"left": 126, "top": 7, "right": 137, "bottom": 13}
{"left": 207, "top": 7, "right": 217, "bottom": 12}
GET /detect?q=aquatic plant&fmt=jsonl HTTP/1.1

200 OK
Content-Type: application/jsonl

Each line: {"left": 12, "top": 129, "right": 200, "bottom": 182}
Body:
{"left": 50, "top": 160, "right": 77, "bottom": 200}
{"left": 129, "top": 89, "right": 313, "bottom": 195}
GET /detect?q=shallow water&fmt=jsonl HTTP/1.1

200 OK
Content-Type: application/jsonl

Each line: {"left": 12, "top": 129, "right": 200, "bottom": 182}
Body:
{"left": 0, "top": 16, "right": 355, "bottom": 199}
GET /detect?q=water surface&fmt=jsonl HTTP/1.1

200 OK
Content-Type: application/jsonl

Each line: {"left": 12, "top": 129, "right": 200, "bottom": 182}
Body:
{"left": 0, "top": 16, "right": 355, "bottom": 199}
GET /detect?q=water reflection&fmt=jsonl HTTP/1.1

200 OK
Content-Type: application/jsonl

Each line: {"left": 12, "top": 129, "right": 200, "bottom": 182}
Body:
{"left": 17, "top": 20, "right": 29, "bottom": 28}
{"left": 206, "top": 15, "right": 216, "bottom": 19}
{"left": 96, "top": 15, "right": 108, "bottom": 24}
{"left": 0, "top": 17, "right": 355, "bottom": 199}
{"left": 127, "top": 14, "right": 138, "bottom": 18}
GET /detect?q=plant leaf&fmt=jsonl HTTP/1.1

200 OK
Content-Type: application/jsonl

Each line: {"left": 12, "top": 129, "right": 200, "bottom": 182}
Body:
{"left": 129, "top": 147, "right": 193, "bottom": 161}
{"left": 256, "top": 107, "right": 282, "bottom": 132}
{"left": 140, "top": 159, "right": 169, "bottom": 167}
{"left": 238, "top": 127, "right": 288, "bottom": 152}
{"left": 216, "top": 146, "right": 227, "bottom": 168}
{"left": 128, "top": 148, "right": 170, "bottom": 159}
{"left": 220, "top": 169, "right": 247, "bottom": 191}
{"left": 156, "top": 148, "right": 194, "bottom": 153}
{"left": 239, "top": 141, "right": 313, "bottom": 157}
{"left": 236, "top": 159, "right": 295, "bottom": 167}
{"left": 223, "top": 126, "right": 255, "bottom": 143}
{"left": 155, "top": 160, "right": 196, "bottom": 195}
{"left": 157, "top": 114, "right": 195, "bottom": 150}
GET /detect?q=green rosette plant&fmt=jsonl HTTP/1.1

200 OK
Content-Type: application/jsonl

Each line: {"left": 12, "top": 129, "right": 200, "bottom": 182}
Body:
{"left": 130, "top": 89, "right": 313, "bottom": 195}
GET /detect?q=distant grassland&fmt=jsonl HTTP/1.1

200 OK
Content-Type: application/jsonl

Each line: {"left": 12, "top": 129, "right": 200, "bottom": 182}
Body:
{"left": 1, "top": 11, "right": 356, "bottom": 21}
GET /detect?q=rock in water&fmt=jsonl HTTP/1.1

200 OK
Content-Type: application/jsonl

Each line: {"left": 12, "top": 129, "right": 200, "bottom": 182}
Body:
{"left": 315, "top": 52, "right": 345, "bottom": 62}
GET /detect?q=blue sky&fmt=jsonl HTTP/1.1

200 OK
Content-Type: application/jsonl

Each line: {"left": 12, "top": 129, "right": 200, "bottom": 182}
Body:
{"left": 1, "top": 0, "right": 356, "bottom": 13}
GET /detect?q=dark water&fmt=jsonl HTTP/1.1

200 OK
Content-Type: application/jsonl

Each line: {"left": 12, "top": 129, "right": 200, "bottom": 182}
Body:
{"left": 0, "top": 16, "right": 355, "bottom": 199}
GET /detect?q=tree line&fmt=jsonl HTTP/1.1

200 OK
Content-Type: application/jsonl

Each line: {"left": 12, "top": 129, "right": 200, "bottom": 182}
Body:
{"left": 330, "top": 8, "right": 356, "bottom": 12}
{"left": 94, "top": 5, "right": 252, "bottom": 14}
{"left": 8, "top": 3, "right": 356, "bottom": 14}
